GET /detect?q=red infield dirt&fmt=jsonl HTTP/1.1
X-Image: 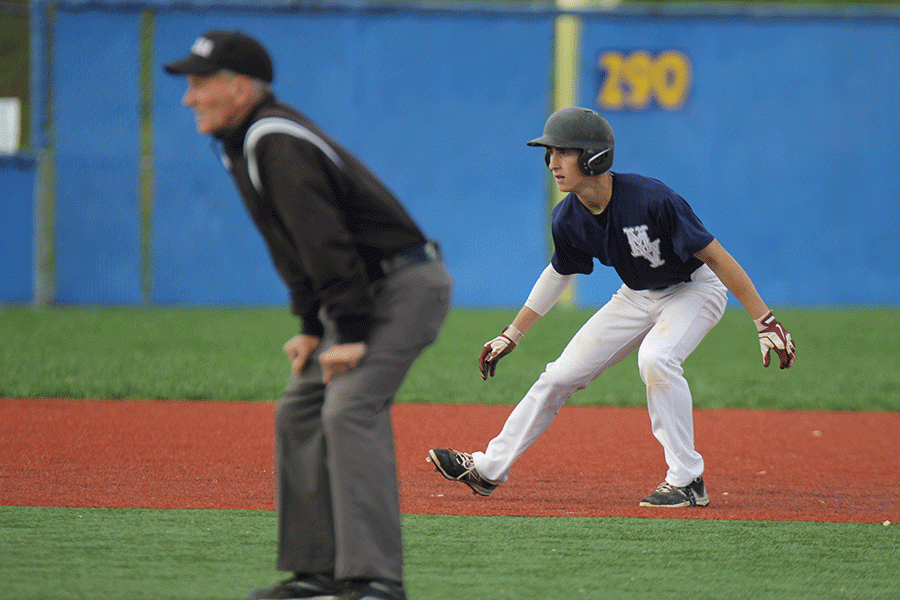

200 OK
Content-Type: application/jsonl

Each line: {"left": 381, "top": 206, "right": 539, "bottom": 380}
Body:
{"left": 1, "top": 398, "right": 897, "bottom": 524}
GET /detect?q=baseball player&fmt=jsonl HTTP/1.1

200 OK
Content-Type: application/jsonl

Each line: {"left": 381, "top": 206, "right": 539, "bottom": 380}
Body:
{"left": 165, "top": 30, "right": 451, "bottom": 600}
{"left": 429, "top": 107, "right": 795, "bottom": 507}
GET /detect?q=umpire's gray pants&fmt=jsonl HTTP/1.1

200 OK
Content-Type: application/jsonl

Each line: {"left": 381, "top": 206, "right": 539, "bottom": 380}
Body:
{"left": 274, "top": 260, "right": 451, "bottom": 583}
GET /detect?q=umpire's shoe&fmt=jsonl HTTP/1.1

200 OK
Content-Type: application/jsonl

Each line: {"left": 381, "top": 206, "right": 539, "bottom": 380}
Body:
{"left": 247, "top": 573, "right": 342, "bottom": 600}
{"left": 639, "top": 477, "right": 709, "bottom": 507}
{"left": 427, "top": 448, "right": 497, "bottom": 496}
{"left": 337, "top": 580, "right": 406, "bottom": 600}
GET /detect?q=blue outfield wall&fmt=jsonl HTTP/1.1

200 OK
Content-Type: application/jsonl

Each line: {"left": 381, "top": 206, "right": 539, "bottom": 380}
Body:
{"left": 574, "top": 10, "right": 900, "bottom": 307}
{"left": 0, "top": 156, "right": 36, "bottom": 303}
{"left": 152, "top": 6, "right": 553, "bottom": 307}
{"left": 52, "top": 9, "right": 143, "bottom": 304}
{"left": 25, "top": 2, "right": 900, "bottom": 307}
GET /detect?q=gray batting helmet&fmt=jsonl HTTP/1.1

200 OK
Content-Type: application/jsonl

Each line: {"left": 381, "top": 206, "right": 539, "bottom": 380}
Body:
{"left": 527, "top": 107, "right": 614, "bottom": 176}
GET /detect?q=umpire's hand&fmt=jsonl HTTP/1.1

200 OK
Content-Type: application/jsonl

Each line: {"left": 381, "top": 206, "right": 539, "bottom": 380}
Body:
{"left": 284, "top": 334, "right": 321, "bottom": 375}
{"left": 319, "top": 342, "right": 367, "bottom": 383}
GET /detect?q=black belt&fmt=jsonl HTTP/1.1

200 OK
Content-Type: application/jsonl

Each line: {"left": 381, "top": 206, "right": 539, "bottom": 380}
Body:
{"left": 378, "top": 240, "right": 441, "bottom": 279}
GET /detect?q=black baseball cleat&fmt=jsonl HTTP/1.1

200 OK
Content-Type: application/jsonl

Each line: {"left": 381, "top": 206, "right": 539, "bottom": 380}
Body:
{"left": 247, "top": 573, "right": 343, "bottom": 600}
{"left": 639, "top": 476, "right": 709, "bottom": 507}
{"left": 427, "top": 448, "right": 497, "bottom": 496}
{"left": 336, "top": 580, "right": 406, "bottom": 600}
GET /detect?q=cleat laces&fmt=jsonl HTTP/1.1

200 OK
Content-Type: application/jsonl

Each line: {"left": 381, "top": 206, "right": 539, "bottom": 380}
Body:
{"left": 450, "top": 450, "right": 477, "bottom": 480}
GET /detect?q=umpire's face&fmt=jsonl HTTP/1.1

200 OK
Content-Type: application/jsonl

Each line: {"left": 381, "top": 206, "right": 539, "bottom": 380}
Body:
{"left": 182, "top": 72, "right": 249, "bottom": 135}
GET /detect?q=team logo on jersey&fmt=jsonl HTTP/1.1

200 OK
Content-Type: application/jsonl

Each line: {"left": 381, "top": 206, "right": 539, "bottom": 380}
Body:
{"left": 623, "top": 225, "right": 665, "bottom": 268}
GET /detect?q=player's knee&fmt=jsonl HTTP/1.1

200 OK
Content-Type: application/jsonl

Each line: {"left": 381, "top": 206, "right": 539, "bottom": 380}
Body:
{"left": 538, "top": 363, "right": 588, "bottom": 406}
{"left": 638, "top": 351, "right": 680, "bottom": 385}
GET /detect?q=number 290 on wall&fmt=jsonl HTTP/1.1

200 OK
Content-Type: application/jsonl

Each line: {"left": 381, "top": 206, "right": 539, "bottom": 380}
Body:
{"left": 596, "top": 50, "right": 692, "bottom": 111}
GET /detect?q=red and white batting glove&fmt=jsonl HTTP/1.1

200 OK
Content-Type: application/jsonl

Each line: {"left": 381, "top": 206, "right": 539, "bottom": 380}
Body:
{"left": 754, "top": 311, "right": 796, "bottom": 369}
{"left": 479, "top": 325, "right": 524, "bottom": 380}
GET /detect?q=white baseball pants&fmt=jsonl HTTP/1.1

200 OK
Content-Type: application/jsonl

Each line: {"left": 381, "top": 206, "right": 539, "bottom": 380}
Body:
{"left": 472, "top": 264, "right": 728, "bottom": 488}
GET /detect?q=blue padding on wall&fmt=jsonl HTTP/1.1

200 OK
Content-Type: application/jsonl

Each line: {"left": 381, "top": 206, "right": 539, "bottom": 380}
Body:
{"left": 53, "top": 11, "right": 142, "bottom": 304}
{"left": 0, "top": 156, "right": 36, "bottom": 303}
{"left": 576, "top": 13, "right": 900, "bottom": 306}
{"left": 153, "top": 9, "right": 553, "bottom": 307}
{"left": 41, "top": 2, "right": 897, "bottom": 308}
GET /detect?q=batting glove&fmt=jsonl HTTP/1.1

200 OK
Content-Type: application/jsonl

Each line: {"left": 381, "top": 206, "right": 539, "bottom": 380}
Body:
{"left": 479, "top": 325, "right": 524, "bottom": 380}
{"left": 754, "top": 311, "right": 796, "bottom": 369}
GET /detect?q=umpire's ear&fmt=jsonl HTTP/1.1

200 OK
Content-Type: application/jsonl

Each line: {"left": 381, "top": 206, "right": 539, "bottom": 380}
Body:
{"left": 230, "top": 73, "right": 255, "bottom": 102}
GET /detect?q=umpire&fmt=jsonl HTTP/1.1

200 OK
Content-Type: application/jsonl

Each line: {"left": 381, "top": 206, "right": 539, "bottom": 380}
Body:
{"left": 165, "top": 30, "right": 451, "bottom": 600}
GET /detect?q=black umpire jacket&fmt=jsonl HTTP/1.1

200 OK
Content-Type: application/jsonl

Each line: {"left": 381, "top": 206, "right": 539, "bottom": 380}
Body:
{"left": 214, "top": 93, "right": 427, "bottom": 344}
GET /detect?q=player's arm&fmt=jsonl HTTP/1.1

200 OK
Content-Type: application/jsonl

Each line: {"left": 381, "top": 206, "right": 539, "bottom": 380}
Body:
{"left": 694, "top": 239, "right": 767, "bottom": 319}
{"left": 694, "top": 240, "right": 796, "bottom": 369}
{"left": 508, "top": 306, "right": 543, "bottom": 337}
{"left": 480, "top": 265, "right": 575, "bottom": 379}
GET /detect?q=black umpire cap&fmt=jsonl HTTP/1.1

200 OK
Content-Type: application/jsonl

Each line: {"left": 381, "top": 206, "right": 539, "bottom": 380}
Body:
{"left": 164, "top": 30, "right": 273, "bottom": 83}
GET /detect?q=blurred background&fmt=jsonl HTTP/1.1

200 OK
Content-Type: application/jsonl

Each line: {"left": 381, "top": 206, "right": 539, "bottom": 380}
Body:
{"left": 2, "top": 0, "right": 899, "bottom": 310}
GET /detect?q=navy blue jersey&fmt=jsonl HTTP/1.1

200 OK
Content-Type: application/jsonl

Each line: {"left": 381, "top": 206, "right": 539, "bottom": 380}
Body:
{"left": 550, "top": 172, "right": 714, "bottom": 290}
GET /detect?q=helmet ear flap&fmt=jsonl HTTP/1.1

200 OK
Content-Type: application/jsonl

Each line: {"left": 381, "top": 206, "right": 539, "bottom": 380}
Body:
{"left": 579, "top": 148, "right": 613, "bottom": 176}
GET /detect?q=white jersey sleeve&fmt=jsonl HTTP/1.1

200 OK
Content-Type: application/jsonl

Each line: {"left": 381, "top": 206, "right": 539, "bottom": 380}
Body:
{"left": 524, "top": 264, "right": 575, "bottom": 316}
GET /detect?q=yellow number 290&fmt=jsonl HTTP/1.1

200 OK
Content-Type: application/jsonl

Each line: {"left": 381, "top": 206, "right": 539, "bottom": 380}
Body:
{"left": 597, "top": 50, "right": 692, "bottom": 111}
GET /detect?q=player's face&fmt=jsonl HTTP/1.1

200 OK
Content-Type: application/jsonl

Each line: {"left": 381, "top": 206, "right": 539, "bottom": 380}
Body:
{"left": 547, "top": 147, "right": 587, "bottom": 193}
{"left": 182, "top": 72, "right": 245, "bottom": 134}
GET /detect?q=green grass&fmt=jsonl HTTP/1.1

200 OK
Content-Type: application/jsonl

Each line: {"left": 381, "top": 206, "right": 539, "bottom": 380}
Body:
{"left": 1, "top": 507, "right": 897, "bottom": 600}
{"left": 0, "top": 306, "right": 299, "bottom": 401}
{"left": 1, "top": 306, "right": 899, "bottom": 410}
{"left": 2, "top": 306, "right": 899, "bottom": 599}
